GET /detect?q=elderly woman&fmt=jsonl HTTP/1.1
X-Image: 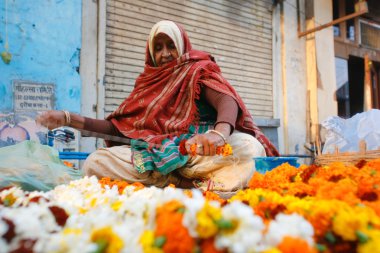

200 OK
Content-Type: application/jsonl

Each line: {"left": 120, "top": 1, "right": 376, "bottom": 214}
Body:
{"left": 36, "top": 20, "right": 279, "bottom": 194}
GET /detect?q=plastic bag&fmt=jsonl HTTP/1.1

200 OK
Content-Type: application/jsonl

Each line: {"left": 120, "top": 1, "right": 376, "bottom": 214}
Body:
{"left": 0, "top": 140, "right": 82, "bottom": 191}
{"left": 322, "top": 109, "right": 380, "bottom": 154}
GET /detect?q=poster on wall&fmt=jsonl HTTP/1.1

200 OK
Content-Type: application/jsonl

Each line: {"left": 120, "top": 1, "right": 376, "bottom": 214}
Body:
{"left": 0, "top": 81, "right": 55, "bottom": 147}
{"left": 0, "top": 80, "right": 80, "bottom": 167}
{"left": 13, "top": 80, "right": 55, "bottom": 111}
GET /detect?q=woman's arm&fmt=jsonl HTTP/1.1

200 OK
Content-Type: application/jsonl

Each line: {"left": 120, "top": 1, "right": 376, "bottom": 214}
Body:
{"left": 185, "top": 86, "right": 239, "bottom": 156}
{"left": 203, "top": 86, "right": 239, "bottom": 139}
{"left": 36, "top": 110, "right": 121, "bottom": 136}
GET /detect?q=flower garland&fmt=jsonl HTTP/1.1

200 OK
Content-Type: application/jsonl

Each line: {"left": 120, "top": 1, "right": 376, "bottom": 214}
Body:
{"left": 179, "top": 139, "right": 233, "bottom": 157}
{"left": 0, "top": 159, "right": 379, "bottom": 252}
{"left": 0, "top": 177, "right": 313, "bottom": 252}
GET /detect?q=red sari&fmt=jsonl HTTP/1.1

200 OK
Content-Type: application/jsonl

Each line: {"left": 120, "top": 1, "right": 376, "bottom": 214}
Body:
{"left": 107, "top": 25, "right": 279, "bottom": 157}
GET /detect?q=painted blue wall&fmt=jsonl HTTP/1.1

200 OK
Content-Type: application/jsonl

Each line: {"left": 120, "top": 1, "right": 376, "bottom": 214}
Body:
{"left": 0, "top": 0, "right": 82, "bottom": 112}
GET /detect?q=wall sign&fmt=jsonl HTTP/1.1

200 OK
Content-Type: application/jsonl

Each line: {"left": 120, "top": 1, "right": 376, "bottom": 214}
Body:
{"left": 13, "top": 80, "right": 55, "bottom": 111}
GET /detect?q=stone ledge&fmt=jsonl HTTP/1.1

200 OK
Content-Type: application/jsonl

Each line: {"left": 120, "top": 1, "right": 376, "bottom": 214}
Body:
{"left": 255, "top": 118, "right": 280, "bottom": 128}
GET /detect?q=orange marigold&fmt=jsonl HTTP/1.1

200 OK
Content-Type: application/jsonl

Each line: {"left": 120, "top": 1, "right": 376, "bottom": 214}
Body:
{"left": 203, "top": 191, "right": 227, "bottom": 206}
{"left": 99, "top": 177, "right": 144, "bottom": 194}
{"left": 155, "top": 200, "right": 195, "bottom": 253}
{"left": 200, "top": 237, "right": 227, "bottom": 253}
{"left": 277, "top": 236, "right": 317, "bottom": 253}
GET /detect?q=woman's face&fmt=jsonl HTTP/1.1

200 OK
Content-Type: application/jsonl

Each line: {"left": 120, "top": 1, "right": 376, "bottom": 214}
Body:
{"left": 153, "top": 33, "right": 179, "bottom": 66}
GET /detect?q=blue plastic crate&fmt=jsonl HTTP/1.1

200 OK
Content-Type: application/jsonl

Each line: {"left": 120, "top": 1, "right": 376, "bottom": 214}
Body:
{"left": 253, "top": 157, "right": 299, "bottom": 174}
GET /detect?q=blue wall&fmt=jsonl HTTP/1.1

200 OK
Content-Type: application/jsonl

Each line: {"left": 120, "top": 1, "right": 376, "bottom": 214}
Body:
{"left": 0, "top": 0, "right": 82, "bottom": 112}
{"left": 0, "top": 0, "right": 82, "bottom": 147}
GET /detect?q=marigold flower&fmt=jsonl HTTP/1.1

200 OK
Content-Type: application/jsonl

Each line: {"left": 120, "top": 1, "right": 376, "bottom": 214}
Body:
{"left": 2, "top": 193, "right": 16, "bottom": 207}
{"left": 181, "top": 141, "right": 233, "bottom": 157}
{"left": 203, "top": 191, "right": 227, "bottom": 205}
{"left": 63, "top": 161, "right": 74, "bottom": 167}
{"left": 277, "top": 236, "right": 318, "bottom": 253}
{"left": 200, "top": 237, "right": 226, "bottom": 253}
{"left": 216, "top": 143, "right": 233, "bottom": 156}
{"left": 179, "top": 139, "right": 187, "bottom": 156}
{"left": 140, "top": 230, "right": 164, "bottom": 253}
{"left": 99, "top": 177, "right": 144, "bottom": 194}
{"left": 196, "top": 202, "right": 222, "bottom": 238}
{"left": 357, "top": 228, "right": 380, "bottom": 253}
{"left": 90, "top": 226, "right": 124, "bottom": 253}
{"left": 332, "top": 206, "right": 380, "bottom": 241}
{"left": 155, "top": 200, "right": 195, "bottom": 253}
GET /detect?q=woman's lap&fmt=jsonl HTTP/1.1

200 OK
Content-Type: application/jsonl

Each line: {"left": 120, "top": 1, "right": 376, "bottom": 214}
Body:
{"left": 82, "top": 132, "right": 265, "bottom": 192}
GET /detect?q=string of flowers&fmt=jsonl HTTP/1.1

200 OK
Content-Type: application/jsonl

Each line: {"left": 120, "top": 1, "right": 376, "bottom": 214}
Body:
{"left": 249, "top": 159, "right": 380, "bottom": 210}
{"left": 233, "top": 158, "right": 380, "bottom": 252}
{"left": 0, "top": 159, "right": 380, "bottom": 252}
{"left": 179, "top": 139, "right": 233, "bottom": 157}
{"left": 99, "top": 177, "right": 145, "bottom": 194}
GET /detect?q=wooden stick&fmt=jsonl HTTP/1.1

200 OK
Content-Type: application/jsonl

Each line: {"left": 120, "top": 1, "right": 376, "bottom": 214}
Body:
{"left": 298, "top": 9, "right": 368, "bottom": 38}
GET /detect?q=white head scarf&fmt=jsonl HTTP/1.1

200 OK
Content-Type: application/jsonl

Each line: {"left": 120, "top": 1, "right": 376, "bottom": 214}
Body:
{"left": 148, "top": 20, "right": 184, "bottom": 66}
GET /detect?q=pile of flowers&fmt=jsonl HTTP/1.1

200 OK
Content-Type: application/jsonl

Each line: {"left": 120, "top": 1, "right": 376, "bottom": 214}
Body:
{"left": 0, "top": 159, "right": 379, "bottom": 252}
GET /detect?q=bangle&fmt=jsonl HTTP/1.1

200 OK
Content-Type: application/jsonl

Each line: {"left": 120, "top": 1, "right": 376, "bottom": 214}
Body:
{"left": 62, "top": 110, "right": 71, "bottom": 126}
{"left": 206, "top": 129, "right": 227, "bottom": 143}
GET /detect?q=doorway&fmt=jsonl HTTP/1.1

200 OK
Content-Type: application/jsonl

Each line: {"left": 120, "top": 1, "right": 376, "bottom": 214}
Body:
{"left": 336, "top": 56, "right": 380, "bottom": 118}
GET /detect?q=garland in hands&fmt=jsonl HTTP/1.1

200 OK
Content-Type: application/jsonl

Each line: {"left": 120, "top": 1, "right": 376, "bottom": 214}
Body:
{"left": 179, "top": 139, "right": 233, "bottom": 156}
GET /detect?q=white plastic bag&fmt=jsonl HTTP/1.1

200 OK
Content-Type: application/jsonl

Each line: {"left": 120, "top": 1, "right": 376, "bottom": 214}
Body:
{"left": 0, "top": 140, "right": 82, "bottom": 191}
{"left": 322, "top": 109, "right": 380, "bottom": 154}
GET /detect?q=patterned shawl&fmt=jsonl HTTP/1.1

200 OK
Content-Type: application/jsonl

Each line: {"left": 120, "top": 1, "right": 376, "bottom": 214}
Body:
{"left": 107, "top": 21, "right": 279, "bottom": 174}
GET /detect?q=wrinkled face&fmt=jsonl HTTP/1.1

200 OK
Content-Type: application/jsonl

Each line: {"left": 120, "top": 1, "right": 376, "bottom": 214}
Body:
{"left": 153, "top": 33, "right": 179, "bottom": 66}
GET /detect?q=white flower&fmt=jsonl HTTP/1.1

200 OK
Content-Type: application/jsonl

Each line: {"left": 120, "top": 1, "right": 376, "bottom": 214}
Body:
{"left": 0, "top": 221, "right": 9, "bottom": 253}
{"left": 265, "top": 213, "right": 315, "bottom": 247}
{"left": 215, "top": 201, "right": 265, "bottom": 253}
{"left": 34, "top": 228, "right": 94, "bottom": 253}
{"left": 182, "top": 191, "right": 206, "bottom": 237}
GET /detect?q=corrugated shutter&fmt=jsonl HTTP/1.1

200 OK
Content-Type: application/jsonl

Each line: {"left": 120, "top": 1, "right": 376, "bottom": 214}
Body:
{"left": 105, "top": 0, "right": 273, "bottom": 118}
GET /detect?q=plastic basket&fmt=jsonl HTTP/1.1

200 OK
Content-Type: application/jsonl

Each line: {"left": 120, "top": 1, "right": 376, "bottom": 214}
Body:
{"left": 253, "top": 157, "right": 299, "bottom": 174}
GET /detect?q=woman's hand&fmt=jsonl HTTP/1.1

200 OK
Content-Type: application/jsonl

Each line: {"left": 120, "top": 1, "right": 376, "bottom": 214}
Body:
{"left": 186, "top": 132, "right": 225, "bottom": 156}
{"left": 186, "top": 123, "right": 231, "bottom": 156}
{"left": 35, "top": 110, "right": 66, "bottom": 130}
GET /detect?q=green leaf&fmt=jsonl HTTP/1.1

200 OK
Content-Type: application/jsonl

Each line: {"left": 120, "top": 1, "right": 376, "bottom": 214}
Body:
{"left": 154, "top": 236, "right": 166, "bottom": 248}
{"left": 3, "top": 198, "right": 11, "bottom": 206}
{"left": 264, "top": 210, "right": 271, "bottom": 219}
{"left": 192, "top": 246, "right": 202, "bottom": 253}
{"left": 1, "top": 51, "right": 12, "bottom": 64}
{"left": 316, "top": 243, "right": 327, "bottom": 252}
{"left": 91, "top": 239, "right": 108, "bottom": 253}
{"left": 356, "top": 230, "right": 369, "bottom": 244}
{"left": 177, "top": 207, "right": 186, "bottom": 214}
{"left": 324, "top": 231, "right": 336, "bottom": 244}
{"left": 215, "top": 218, "right": 234, "bottom": 229}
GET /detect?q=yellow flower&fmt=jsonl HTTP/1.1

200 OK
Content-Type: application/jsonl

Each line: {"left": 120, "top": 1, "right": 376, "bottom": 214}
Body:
{"left": 62, "top": 228, "right": 82, "bottom": 235}
{"left": 90, "top": 226, "right": 124, "bottom": 253}
{"left": 294, "top": 172, "right": 302, "bottom": 182}
{"left": 332, "top": 207, "right": 373, "bottom": 241}
{"left": 230, "top": 189, "right": 284, "bottom": 207}
{"left": 111, "top": 200, "right": 123, "bottom": 211}
{"left": 285, "top": 198, "right": 312, "bottom": 216}
{"left": 196, "top": 202, "right": 222, "bottom": 238}
{"left": 140, "top": 230, "right": 164, "bottom": 253}
{"left": 358, "top": 229, "right": 380, "bottom": 253}
{"left": 262, "top": 248, "right": 282, "bottom": 253}
{"left": 90, "top": 198, "right": 97, "bottom": 207}
{"left": 140, "top": 230, "right": 154, "bottom": 247}
{"left": 3, "top": 193, "right": 16, "bottom": 206}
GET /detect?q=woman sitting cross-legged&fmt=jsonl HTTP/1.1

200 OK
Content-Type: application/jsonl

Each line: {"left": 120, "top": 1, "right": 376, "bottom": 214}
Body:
{"left": 36, "top": 20, "right": 279, "bottom": 195}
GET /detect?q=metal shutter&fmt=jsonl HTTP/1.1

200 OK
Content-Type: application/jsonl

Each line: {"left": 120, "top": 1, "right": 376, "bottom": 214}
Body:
{"left": 105, "top": 0, "right": 273, "bottom": 118}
